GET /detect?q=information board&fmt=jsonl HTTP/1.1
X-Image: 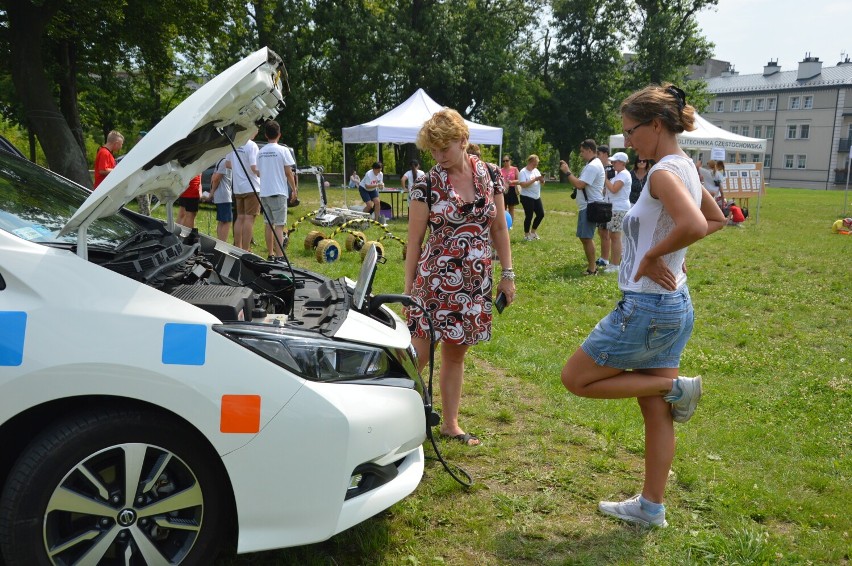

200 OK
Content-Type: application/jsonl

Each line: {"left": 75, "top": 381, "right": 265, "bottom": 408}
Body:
{"left": 719, "top": 163, "right": 765, "bottom": 199}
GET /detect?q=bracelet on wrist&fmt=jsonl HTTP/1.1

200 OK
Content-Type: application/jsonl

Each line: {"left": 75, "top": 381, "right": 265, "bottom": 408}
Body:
{"left": 500, "top": 268, "right": 516, "bottom": 281}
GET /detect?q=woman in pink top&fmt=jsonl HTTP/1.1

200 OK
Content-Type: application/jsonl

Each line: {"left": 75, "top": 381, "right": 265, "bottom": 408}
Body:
{"left": 500, "top": 155, "right": 521, "bottom": 224}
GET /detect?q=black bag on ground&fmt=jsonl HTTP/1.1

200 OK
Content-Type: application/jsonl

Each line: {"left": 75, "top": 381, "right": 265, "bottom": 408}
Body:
{"left": 586, "top": 201, "right": 613, "bottom": 223}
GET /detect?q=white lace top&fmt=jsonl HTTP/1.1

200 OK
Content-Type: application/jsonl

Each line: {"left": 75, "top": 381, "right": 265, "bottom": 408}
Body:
{"left": 618, "top": 154, "right": 703, "bottom": 293}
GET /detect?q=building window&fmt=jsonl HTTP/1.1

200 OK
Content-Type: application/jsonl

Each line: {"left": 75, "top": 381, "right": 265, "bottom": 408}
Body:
{"left": 803, "top": 95, "right": 813, "bottom": 109}
{"left": 743, "top": 99, "right": 753, "bottom": 112}
{"left": 784, "top": 154, "right": 794, "bottom": 168}
{"left": 732, "top": 100, "right": 741, "bottom": 112}
{"left": 767, "top": 98, "right": 777, "bottom": 111}
{"left": 731, "top": 125, "right": 739, "bottom": 134}
{"left": 790, "top": 96, "right": 801, "bottom": 110}
{"left": 787, "top": 125, "right": 797, "bottom": 139}
{"left": 752, "top": 154, "right": 761, "bottom": 163}
{"left": 755, "top": 98, "right": 765, "bottom": 111}
{"left": 797, "top": 155, "right": 806, "bottom": 169}
{"left": 766, "top": 125, "right": 775, "bottom": 138}
{"left": 741, "top": 126, "right": 749, "bottom": 137}
{"left": 728, "top": 154, "right": 736, "bottom": 163}
{"left": 799, "top": 124, "right": 810, "bottom": 139}
{"left": 754, "top": 125, "right": 763, "bottom": 137}
{"left": 715, "top": 100, "right": 724, "bottom": 112}
{"left": 764, "top": 154, "right": 772, "bottom": 168}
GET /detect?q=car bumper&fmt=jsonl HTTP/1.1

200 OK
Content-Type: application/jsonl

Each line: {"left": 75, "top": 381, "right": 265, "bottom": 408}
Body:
{"left": 222, "top": 379, "right": 426, "bottom": 554}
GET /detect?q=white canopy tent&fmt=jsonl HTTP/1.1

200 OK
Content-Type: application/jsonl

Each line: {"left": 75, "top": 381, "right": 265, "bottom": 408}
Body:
{"left": 609, "top": 112, "right": 768, "bottom": 223}
{"left": 341, "top": 89, "right": 503, "bottom": 209}
{"left": 342, "top": 88, "right": 503, "bottom": 146}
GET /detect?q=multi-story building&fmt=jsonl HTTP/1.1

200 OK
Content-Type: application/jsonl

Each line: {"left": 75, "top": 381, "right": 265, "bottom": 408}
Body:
{"left": 705, "top": 55, "right": 852, "bottom": 189}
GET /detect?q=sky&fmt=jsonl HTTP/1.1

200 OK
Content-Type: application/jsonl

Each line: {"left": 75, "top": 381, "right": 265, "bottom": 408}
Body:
{"left": 695, "top": 0, "right": 852, "bottom": 76}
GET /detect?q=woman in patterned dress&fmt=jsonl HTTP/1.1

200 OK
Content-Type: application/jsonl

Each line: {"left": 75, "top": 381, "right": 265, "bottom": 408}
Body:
{"left": 405, "top": 108, "right": 516, "bottom": 446}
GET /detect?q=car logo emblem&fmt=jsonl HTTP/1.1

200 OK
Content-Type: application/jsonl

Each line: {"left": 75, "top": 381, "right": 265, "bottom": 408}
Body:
{"left": 117, "top": 508, "right": 137, "bottom": 527}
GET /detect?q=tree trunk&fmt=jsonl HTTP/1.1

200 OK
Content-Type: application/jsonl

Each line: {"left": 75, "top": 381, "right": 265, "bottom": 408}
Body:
{"left": 55, "top": 38, "right": 86, "bottom": 155}
{"left": 7, "top": 1, "right": 92, "bottom": 187}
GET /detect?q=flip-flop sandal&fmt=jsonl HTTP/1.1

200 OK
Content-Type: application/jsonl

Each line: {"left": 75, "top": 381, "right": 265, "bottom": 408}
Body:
{"left": 583, "top": 269, "right": 598, "bottom": 276}
{"left": 441, "top": 432, "right": 481, "bottom": 446}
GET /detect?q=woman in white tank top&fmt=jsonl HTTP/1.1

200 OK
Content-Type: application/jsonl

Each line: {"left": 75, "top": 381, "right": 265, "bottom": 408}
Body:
{"left": 559, "top": 84, "right": 726, "bottom": 528}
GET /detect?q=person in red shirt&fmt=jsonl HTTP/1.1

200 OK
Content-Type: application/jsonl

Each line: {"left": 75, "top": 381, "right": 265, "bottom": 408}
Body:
{"left": 178, "top": 175, "right": 202, "bottom": 229}
{"left": 93, "top": 131, "right": 124, "bottom": 188}
{"left": 727, "top": 201, "right": 746, "bottom": 227}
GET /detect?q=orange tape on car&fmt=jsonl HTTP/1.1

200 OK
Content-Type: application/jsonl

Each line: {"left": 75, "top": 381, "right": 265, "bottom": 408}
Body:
{"left": 220, "top": 395, "right": 261, "bottom": 433}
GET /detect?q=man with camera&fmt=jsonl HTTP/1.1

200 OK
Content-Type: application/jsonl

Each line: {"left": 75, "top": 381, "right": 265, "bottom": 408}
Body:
{"left": 560, "top": 139, "right": 606, "bottom": 275}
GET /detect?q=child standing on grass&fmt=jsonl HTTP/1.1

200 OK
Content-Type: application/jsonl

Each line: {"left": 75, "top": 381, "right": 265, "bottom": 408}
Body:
{"left": 560, "top": 84, "right": 726, "bottom": 528}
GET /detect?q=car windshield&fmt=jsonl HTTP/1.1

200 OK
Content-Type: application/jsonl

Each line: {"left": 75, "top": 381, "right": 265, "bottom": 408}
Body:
{"left": 0, "top": 152, "right": 139, "bottom": 248}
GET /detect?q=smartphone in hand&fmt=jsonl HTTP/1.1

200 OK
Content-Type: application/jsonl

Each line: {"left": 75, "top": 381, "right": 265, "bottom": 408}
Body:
{"left": 494, "top": 292, "right": 507, "bottom": 314}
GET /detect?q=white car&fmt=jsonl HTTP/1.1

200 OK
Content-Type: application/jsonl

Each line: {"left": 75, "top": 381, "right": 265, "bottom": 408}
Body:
{"left": 0, "top": 47, "right": 426, "bottom": 565}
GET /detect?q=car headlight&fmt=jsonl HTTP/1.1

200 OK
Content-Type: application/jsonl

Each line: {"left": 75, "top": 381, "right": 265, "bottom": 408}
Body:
{"left": 215, "top": 325, "right": 405, "bottom": 383}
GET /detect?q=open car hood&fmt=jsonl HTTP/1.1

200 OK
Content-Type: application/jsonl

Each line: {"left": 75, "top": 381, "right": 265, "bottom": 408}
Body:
{"left": 61, "top": 47, "right": 286, "bottom": 236}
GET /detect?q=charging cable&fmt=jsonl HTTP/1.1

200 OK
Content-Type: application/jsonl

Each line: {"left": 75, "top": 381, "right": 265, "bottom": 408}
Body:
{"left": 370, "top": 294, "right": 473, "bottom": 487}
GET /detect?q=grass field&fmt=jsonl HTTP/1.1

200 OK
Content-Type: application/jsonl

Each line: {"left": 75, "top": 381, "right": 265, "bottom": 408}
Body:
{"left": 188, "top": 182, "right": 851, "bottom": 565}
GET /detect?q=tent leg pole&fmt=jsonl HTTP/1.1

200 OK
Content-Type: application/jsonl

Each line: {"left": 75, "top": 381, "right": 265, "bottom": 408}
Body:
{"left": 343, "top": 143, "right": 348, "bottom": 208}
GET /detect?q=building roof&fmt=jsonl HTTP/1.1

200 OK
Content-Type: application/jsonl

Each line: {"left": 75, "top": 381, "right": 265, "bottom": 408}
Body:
{"left": 707, "top": 64, "right": 852, "bottom": 94}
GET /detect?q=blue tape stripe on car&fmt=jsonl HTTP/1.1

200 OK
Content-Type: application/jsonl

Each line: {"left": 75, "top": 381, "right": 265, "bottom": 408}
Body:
{"left": 162, "top": 323, "right": 207, "bottom": 365}
{"left": 0, "top": 311, "right": 27, "bottom": 366}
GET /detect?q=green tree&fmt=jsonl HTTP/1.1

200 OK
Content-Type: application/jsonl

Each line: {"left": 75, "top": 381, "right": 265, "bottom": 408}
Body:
{"left": 626, "top": 0, "right": 717, "bottom": 109}
{"left": 0, "top": 0, "right": 238, "bottom": 185}
{"left": 531, "top": 0, "right": 625, "bottom": 164}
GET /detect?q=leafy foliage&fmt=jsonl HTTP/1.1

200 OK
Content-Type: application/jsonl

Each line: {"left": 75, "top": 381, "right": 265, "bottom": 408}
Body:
{"left": 530, "top": 0, "right": 626, "bottom": 161}
{"left": 0, "top": 0, "right": 718, "bottom": 182}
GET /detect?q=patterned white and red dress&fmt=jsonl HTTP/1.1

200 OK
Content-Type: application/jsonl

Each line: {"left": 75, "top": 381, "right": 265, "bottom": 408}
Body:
{"left": 407, "top": 155, "right": 504, "bottom": 345}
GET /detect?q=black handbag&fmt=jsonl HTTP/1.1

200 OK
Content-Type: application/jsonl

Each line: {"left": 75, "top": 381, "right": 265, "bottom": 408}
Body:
{"left": 581, "top": 187, "right": 612, "bottom": 223}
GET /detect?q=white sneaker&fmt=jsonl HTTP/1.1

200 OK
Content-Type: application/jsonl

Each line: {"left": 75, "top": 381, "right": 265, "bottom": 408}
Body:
{"left": 532, "top": 233, "right": 541, "bottom": 240}
{"left": 604, "top": 264, "right": 620, "bottom": 274}
{"left": 598, "top": 494, "right": 668, "bottom": 528}
{"left": 670, "top": 375, "right": 703, "bottom": 423}
{"left": 524, "top": 233, "right": 535, "bottom": 241}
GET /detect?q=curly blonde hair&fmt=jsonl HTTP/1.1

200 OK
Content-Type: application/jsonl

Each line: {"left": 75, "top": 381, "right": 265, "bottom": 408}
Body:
{"left": 416, "top": 108, "right": 469, "bottom": 151}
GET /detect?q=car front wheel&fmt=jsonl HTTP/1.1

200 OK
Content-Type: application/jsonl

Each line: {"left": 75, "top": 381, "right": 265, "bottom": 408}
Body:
{"left": 0, "top": 409, "right": 229, "bottom": 565}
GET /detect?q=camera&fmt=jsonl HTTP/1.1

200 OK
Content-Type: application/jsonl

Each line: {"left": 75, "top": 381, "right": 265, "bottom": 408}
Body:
{"left": 571, "top": 188, "right": 577, "bottom": 199}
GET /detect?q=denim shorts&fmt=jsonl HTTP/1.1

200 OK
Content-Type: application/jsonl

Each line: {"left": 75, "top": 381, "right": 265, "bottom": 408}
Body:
{"left": 216, "top": 202, "right": 233, "bottom": 222}
{"left": 581, "top": 286, "right": 694, "bottom": 369}
{"left": 576, "top": 208, "right": 597, "bottom": 239}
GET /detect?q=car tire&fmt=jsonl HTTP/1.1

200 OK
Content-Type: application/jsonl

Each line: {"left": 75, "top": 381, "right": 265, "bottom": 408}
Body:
{"left": 0, "top": 409, "right": 229, "bottom": 566}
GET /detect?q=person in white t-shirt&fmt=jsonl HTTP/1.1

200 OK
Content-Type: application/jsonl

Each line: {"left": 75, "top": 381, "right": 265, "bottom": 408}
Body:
{"left": 517, "top": 154, "right": 546, "bottom": 240}
{"left": 207, "top": 157, "right": 233, "bottom": 242}
{"left": 401, "top": 159, "right": 425, "bottom": 204}
{"left": 600, "top": 152, "right": 633, "bottom": 274}
{"left": 560, "top": 139, "right": 605, "bottom": 274}
{"left": 359, "top": 162, "right": 384, "bottom": 223}
{"left": 256, "top": 120, "right": 297, "bottom": 260}
{"left": 226, "top": 132, "right": 260, "bottom": 251}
